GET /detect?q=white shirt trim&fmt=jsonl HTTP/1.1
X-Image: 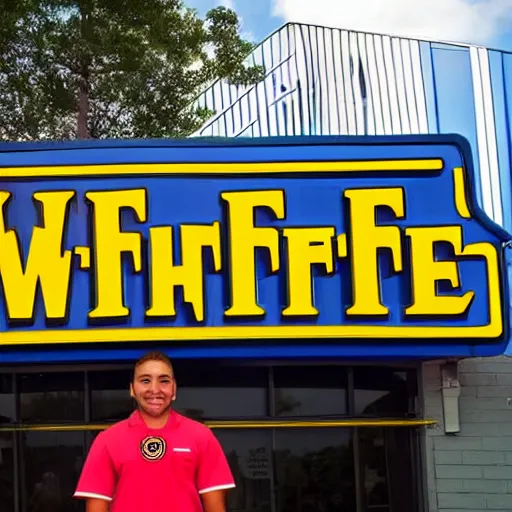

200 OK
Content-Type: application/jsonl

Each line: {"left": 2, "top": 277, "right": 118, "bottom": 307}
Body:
{"left": 73, "top": 491, "right": 113, "bottom": 502}
{"left": 198, "top": 483, "right": 236, "bottom": 495}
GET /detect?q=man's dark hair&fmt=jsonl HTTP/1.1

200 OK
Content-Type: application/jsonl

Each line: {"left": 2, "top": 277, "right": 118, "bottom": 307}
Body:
{"left": 132, "top": 351, "right": 174, "bottom": 381}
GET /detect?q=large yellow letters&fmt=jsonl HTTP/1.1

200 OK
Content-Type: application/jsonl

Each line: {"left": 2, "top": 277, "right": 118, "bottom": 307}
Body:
{"left": 0, "top": 183, "right": 487, "bottom": 329}
{"left": 86, "top": 189, "right": 146, "bottom": 319}
{"left": 344, "top": 188, "right": 405, "bottom": 316}
{"left": 147, "top": 223, "right": 222, "bottom": 321}
{"left": 0, "top": 190, "right": 74, "bottom": 322}
{"left": 221, "top": 190, "right": 285, "bottom": 317}
{"left": 282, "top": 227, "right": 335, "bottom": 316}
{"left": 406, "top": 226, "right": 474, "bottom": 316}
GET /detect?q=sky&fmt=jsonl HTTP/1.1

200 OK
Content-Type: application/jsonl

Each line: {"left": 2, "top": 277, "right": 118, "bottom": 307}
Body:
{"left": 189, "top": 0, "right": 512, "bottom": 51}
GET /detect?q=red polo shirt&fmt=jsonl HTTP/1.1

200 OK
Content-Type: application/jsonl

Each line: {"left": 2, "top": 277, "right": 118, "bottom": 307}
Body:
{"left": 74, "top": 410, "right": 235, "bottom": 511}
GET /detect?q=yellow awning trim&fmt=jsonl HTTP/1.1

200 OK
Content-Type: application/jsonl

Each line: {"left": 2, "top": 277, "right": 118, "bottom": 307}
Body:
{"left": 0, "top": 418, "right": 437, "bottom": 432}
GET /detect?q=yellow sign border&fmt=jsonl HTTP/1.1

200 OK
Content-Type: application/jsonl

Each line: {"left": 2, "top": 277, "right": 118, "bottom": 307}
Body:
{"left": 1, "top": 158, "right": 444, "bottom": 177}
{"left": 0, "top": 158, "right": 504, "bottom": 344}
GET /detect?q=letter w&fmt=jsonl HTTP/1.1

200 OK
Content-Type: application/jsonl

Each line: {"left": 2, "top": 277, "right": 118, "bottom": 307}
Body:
{"left": 0, "top": 191, "right": 75, "bottom": 322}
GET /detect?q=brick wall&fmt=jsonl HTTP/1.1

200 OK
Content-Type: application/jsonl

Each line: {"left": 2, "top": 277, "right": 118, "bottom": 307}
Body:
{"left": 423, "top": 356, "right": 512, "bottom": 512}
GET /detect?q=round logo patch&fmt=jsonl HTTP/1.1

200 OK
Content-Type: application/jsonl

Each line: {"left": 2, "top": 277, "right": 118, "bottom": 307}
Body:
{"left": 140, "top": 436, "right": 166, "bottom": 461}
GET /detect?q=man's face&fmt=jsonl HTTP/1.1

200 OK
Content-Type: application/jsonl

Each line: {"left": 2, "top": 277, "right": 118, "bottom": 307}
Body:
{"left": 130, "top": 360, "right": 176, "bottom": 418}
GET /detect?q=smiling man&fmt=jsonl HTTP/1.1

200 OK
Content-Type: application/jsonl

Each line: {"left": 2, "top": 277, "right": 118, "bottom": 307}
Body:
{"left": 74, "top": 351, "right": 235, "bottom": 512}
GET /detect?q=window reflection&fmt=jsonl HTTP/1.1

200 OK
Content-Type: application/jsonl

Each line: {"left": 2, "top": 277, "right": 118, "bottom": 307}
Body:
{"left": 89, "top": 370, "right": 133, "bottom": 421}
{"left": 359, "top": 427, "right": 418, "bottom": 512}
{"left": 19, "top": 373, "right": 85, "bottom": 423}
{"left": 0, "top": 432, "right": 14, "bottom": 512}
{"left": 274, "top": 428, "right": 356, "bottom": 512}
{"left": 173, "top": 363, "right": 268, "bottom": 420}
{"left": 22, "top": 431, "right": 85, "bottom": 512}
{"left": 360, "top": 428, "right": 389, "bottom": 512}
{"left": 354, "top": 367, "right": 416, "bottom": 416}
{"left": 215, "top": 430, "right": 272, "bottom": 512}
{"left": 273, "top": 366, "right": 348, "bottom": 417}
{"left": 0, "top": 374, "right": 15, "bottom": 424}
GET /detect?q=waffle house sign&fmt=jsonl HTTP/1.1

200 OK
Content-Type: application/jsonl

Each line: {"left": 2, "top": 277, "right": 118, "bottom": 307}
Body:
{"left": 0, "top": 136, "right": 509, "bottom": 354}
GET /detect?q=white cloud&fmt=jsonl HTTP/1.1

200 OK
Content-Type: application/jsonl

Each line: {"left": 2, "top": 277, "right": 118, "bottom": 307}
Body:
{"left": 217, "top": 0, "right": 235, "bottom": 9}
{"left": 272, "top": 0, "right": 512, "bottom": 45}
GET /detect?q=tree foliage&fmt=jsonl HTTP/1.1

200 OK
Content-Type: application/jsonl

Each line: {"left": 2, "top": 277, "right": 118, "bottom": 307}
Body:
{"left": 0, "top": 0, "right": 264, "bottom": 140}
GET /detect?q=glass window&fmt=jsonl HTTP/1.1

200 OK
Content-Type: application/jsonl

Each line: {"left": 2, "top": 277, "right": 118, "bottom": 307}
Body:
{"left": 215, "top": 429, "right": 272, "bottom": 512}
{"left": 19, "top": 372, "right": 85, "bottom": 424}
{"left": 359, "top": 427, "right": 418, "bottom": 512}
{"left": 89, "top": 369, "right": 133, "bottom": 422}
{"left": 0, "top": 432, "right": 15, "bottom": 512}
{"left": 173, "top": 363, "right": 268, "bottom": 420}
{"left": 273, "top": 366, "right": 348, "bottom": 417}
{"left": 274, "top": 428, "right": 356, "bottom": 512}
{"left": 353, "top": 367, "right": 417, "bottom": 416}
{"left": 21, "top": 431, "right": 85, "bottom": 512}
{"left": 359, "top": 427, "right": 389, "bottom": 512}
{"left": 0, "top": 374, "right": 15, "bottom": 424}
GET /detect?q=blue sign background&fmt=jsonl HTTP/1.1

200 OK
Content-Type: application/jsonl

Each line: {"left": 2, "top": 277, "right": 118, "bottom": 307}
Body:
{"left": 0, "top": 134, "right": 510, "bottom": 363}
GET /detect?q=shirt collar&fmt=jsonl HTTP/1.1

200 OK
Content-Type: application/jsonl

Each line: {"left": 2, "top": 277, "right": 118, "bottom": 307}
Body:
{"left": 128, "top": 409, "right": 178, "bottom": 430}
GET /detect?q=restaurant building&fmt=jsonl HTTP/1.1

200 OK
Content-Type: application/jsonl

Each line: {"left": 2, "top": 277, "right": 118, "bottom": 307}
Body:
{"left": 0, "top": 133, "right": 509, "bottom": 512}
{"left": 1, "top": 24, "right": 512, "bottom": 512}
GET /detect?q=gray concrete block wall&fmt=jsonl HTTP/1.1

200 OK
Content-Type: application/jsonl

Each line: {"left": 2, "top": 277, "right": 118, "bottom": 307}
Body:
{"left": 423, "top": 356, "right": 512, "bottom": 512}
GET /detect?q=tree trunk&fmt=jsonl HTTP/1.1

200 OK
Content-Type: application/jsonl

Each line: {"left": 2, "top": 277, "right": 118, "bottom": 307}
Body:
{"left": 77, "top": 77, "right": 89, "bottom": 139}
{"left": 77, "top": 8, "right": 89, "bottom": 139}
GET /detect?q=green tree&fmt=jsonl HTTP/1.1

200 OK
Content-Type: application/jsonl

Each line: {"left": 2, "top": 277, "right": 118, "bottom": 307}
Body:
{"left": 0, "top": 0, "right": 263, "bottom": 140}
